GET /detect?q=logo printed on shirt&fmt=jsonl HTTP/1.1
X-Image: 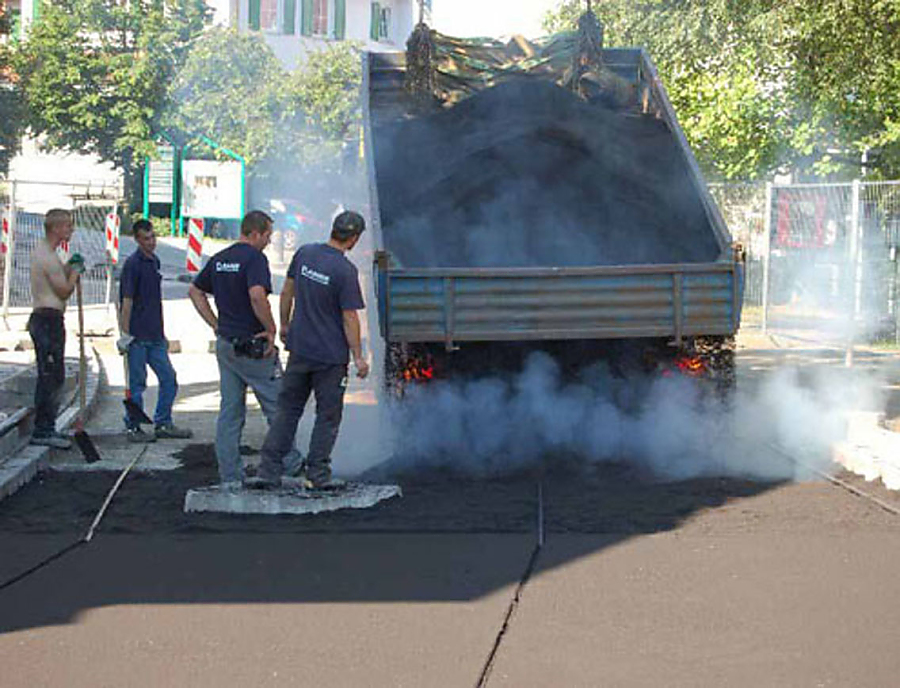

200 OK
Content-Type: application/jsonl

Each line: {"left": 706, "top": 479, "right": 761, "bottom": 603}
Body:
{"left": 301, "top": 265, "right": 330, "bottom": 285}
{"left": 216, "top": 262, "right": 241, "bottom": 273}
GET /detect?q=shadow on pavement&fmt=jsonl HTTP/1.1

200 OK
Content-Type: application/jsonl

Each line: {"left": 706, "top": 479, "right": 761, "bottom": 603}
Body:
{"left": 0, "top": 420, "right": 784, "bottom": 633}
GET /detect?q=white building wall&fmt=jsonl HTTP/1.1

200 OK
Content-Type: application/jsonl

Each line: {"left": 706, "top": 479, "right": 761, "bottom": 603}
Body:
{"left": 234, "top": 0, "right": 416, "bottom": 69}
{"left": 9, "top": 138, "right": 123, "bottom": 212}
{"left": 206, "top": 0, "right": 235, "bottom": 26}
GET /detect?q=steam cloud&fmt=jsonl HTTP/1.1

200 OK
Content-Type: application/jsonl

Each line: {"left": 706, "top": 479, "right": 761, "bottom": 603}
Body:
{"left": 375, "top": 351, "right": 885, "bottom": 482}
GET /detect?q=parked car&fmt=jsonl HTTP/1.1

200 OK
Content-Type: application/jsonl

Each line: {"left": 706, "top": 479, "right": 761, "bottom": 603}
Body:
{"left": 266, "top": 198, "right": 327, "bottom": 263}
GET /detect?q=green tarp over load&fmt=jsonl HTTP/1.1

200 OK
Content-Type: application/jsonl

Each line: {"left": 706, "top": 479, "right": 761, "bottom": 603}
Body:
{"left": 372, "top": 17, "right": 721, "bottom": 269}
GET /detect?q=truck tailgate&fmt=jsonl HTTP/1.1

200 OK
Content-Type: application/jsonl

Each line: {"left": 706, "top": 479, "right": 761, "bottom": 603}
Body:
{"left": 376, "top": 260, "right": 743, "bottom": 345}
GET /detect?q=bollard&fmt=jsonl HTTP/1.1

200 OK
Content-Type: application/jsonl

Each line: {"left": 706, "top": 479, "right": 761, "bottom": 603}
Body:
{"left": 186, "top": 217, "right": 204, "bottom": 274}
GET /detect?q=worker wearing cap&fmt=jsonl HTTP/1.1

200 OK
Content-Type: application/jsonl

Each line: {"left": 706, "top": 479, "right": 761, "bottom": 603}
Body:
{"left": 258, "top": 210, "right": 370, "bottom": 489}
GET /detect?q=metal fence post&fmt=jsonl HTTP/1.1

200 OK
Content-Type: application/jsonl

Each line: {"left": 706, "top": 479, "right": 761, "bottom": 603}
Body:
{"left": 846, "top": 179, "right": 862, "bottom": 366}
{"left": 761, "top": 181, "right": 773, "bottom": 333}
{"left": 2, "top": 180, "right": 16, "bottom": 323}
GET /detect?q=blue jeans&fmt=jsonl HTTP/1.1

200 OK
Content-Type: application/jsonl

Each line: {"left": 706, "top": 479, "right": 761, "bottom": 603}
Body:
{"left": 125, "top": 339, "right": 178, "bottom": 430}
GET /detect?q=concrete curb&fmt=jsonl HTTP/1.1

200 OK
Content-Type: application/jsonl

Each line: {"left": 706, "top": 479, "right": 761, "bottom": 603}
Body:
{"left": 0, "top": 347, "right": 104, "bottom": 502}
{"left": 833, "top": 411, "right": 900, "bottom": 490}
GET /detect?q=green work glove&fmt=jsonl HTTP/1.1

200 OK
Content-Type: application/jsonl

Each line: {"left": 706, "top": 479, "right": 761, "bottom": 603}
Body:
{"left": 67, "top": 252, "right": 86, "bottom": 274}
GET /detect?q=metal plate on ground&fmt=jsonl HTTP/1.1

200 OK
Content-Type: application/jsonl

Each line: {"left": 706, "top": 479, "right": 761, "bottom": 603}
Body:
{"left": 50, "top": 456, "right": 183, "bottom": 472}
{"left": 184, "top": 480, "right": 402, "bottom": 515}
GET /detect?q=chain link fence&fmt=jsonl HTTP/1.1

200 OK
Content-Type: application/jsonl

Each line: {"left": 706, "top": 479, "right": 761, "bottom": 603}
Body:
{"left": 0, "top": 179, "right": 122, "bottom": 314}
{"left": 711, "top": 180, "right": 900, "bottom": 345}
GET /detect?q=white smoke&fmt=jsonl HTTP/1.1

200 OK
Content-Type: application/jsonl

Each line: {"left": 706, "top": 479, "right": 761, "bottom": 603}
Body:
{"left": 358, "top": 349, "right": 886, "bottom": 482}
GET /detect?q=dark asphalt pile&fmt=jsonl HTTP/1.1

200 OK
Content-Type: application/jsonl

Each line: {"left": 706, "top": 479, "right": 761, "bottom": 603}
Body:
{"left": 375, "top": 79, "right": 721, "bottom": 268}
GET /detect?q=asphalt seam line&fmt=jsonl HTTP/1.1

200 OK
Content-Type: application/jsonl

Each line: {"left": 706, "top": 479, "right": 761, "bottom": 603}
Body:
{"left": 475, "top": 482, "right": 545, "bottom": 688}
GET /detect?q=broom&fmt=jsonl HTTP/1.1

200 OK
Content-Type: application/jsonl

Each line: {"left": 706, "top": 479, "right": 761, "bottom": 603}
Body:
{"left": 73, "top": 278, "right": 101, "bottom": 463}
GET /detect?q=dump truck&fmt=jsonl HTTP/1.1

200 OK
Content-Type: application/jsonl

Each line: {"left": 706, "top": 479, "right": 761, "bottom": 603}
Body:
{"left": 362, "top": 17, "right": 744, "bottom": 394}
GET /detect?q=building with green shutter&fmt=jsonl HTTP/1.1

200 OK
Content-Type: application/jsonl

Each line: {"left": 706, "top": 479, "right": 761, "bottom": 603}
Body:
{"left": 228, "top": 0, "right": 418, "bottom": 68}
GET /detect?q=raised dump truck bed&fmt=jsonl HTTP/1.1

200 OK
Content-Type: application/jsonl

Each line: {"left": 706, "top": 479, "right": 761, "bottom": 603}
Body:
{"left": 363, "top": 36, "right": 743, "bottom": 385}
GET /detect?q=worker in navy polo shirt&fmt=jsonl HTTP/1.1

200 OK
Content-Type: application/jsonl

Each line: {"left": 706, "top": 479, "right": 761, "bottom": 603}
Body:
{"left": 258, "top": 210, "right": 370, "bottom": 490}
{"left": 118, "top": 219, "right": 192, "bottom": 442}
{"left": 188, "top": 210, "right": 284, "bottom": 487}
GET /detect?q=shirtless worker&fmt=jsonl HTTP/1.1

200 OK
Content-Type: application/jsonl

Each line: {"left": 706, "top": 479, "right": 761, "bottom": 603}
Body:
{"left": 28, "top": 208, "right": 85, "bottom": 449}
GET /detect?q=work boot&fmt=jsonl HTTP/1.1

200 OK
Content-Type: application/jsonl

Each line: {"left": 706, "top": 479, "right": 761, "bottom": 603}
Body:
{"left": 154, "top": 423, "right": 193, "bottom": 439}
{"left": 284, "top": 449, "right": 307, "bottom": 479}
{"left": 307, "top": 465, "right": 346, "bottom": 491}
{"left": 30, "top": 432, "right": 72, "bottom": 450}
{"left": 245, "top": 476, "right": 282, "bottom": 491}
{"left": 126, "top": 428, "right": 156, "bottom": 444}
{"left": 309, "top": 476, "right": 347, "bottom": 491}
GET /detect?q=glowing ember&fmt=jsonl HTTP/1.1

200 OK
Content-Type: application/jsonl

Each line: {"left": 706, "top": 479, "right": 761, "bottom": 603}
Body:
{"left": 675, "top": 355, "right": 706, "bottom": 377}
{"left": 400, "top": 357, "right": 435, "bottom": 382}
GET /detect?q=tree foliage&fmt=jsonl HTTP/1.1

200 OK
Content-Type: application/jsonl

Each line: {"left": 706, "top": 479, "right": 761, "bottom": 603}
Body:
{"left": 167, "top": 28, "right": 286, "bottom": 167}
{"left": 543, "top": 0, "right": 900, "bottom": 180}
{"left": 167, "top": 28, "right": 361, "bottom": 191}
{"left": 12, "top": 0, "right": 208, "bottom": 173}
{"left": 0, "top": 5, "right": 23, "bottom": 175}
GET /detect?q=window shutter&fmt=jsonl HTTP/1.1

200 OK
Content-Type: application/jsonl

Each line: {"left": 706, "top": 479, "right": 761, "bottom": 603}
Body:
{"left": 249, "top": 0, "right": 261, "bottom": 30}
{"left": 301, "top": 0, "right": 313, "bottom": 35}
{"left": 283, "top": 0, "right": 296, "bottom": 34}
{"left": 333, "top": 0, "right": 346, "bottom": 39}
{"left": 370, "top": 2, "right": 380, "bottom": 40}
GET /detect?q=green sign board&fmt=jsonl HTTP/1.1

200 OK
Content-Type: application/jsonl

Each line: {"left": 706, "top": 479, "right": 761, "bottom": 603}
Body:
{"left": 147, "top": 144, "right": 176, "bottom": 204}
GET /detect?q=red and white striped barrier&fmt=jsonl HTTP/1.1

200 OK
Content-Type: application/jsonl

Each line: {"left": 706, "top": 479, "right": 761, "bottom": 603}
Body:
{"left": 56, "top": 240, "right": 70, "bottom": 263}
{"left": 186, "top": 217, "right": 204, "bottom": 273}
{"left": 105, "top": 212, "right": 120, "bottom": 264}
{"left": 1, "top": 207, "right": 9, "bottom": 255}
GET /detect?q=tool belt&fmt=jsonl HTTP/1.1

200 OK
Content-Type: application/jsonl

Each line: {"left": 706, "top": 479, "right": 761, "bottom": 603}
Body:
{"left": 231, "top": 335, "right": 268, "bottom": 359}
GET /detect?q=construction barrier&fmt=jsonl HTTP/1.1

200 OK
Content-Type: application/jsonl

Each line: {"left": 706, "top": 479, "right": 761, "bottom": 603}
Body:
{"left": 186, "top": 217, "right": 204, "bottom": 273}
{"left": 56, "top": 239, "right": 70, "bottom": 263}
{"left": 0, "top": 179, "right": 121, "bottom": 311}
{"left": 105, "top": 212, "right": 120, "bottom": 264}
{"left": 1, "top": 207, "right": 8, "bottom": 255}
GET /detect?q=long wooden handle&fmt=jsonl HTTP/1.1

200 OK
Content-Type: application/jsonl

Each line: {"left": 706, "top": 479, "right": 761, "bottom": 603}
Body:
{"left": 77, "top": 279, "right": 86, "bottom": 415}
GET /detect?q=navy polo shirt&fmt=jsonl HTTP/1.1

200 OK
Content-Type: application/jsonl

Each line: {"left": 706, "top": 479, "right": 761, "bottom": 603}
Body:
{"left": 286, "top": 243, "right": 365, "bottom": 365}
{"left": 119, "top": 250, "right": 164, "bottom": 341}
{"left": 193, "top": 242, "right": 272, "bottom": 339}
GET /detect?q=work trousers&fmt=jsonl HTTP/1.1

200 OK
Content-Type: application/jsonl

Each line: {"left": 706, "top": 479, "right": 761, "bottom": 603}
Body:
{"left": 27, "top": 309, "right": 66, "bottom": 437}
{"left": 259, "top": 353, "right": 348, "bottom": 484}
{"left": 125, "top": 339, "right": 178, "bottom": 430}
{"left": 215, "top": 337, "right": 281, "bottom": 484}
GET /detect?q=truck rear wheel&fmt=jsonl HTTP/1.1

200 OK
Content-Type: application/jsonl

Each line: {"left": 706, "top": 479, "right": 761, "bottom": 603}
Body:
{"left": 692, "top": 335, "right": 736, "bottom": 402}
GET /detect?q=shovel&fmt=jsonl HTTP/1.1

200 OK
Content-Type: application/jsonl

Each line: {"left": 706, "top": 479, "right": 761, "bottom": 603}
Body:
{"left": 73, "top": 279, "right": 101, "bottom": 463}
